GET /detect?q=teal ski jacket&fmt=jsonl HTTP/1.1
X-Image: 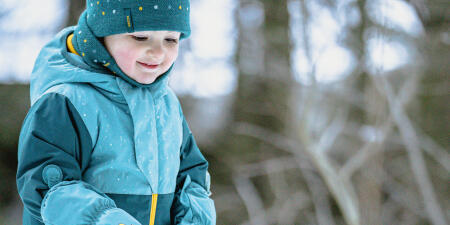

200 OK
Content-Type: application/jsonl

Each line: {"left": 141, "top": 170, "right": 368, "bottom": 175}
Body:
{"left": 16, "top": 27, "right": 216, "bottom": 225}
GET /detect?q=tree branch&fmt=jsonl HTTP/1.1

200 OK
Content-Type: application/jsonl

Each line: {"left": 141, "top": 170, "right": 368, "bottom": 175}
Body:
{"left": 372, "top": 74, "right": 448, "bottom": 225}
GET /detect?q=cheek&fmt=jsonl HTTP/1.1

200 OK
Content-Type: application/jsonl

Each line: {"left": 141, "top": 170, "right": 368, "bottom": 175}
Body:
{"left": 113, "top": 48, "right": 138, "bottom": 72}
{"left": 167, "top": 48, "right": 179, "bottom": 64}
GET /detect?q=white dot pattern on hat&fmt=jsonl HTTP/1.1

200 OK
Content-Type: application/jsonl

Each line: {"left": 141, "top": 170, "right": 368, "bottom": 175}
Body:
{"left": 87, "top": 0, "right": 189, "bottom": 15}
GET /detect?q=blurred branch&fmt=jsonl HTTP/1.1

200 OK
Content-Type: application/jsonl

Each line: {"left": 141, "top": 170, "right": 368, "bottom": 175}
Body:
{"left": 378, "top": 130, "right": 450, "bottom": 176}
{"left": 382, "top": 170, "right": 427, "bottom": 218}
{"left": 236, "top": 156, "right": 310, "bottom": 177}
{"left": 234, "top": 122, "right": 300, "bottom": 154}
{"left": 300, "top": 168, "right": 336, "bottom": 225}
{"left": 339, "top": 117, "right": 393, "bottom": 180}
{"left": 298, "top": 122, "right": 361, "bottom": 225}
{"left": 343, "top": 69, "right": 449, "bottom": 176}
{"left": 212, "top": 192, "right": 242, "bottom": 214}
{"left": 231, "top": 139, "right": 313, "bottom": 224}
{"left": 317, "top": 109, "right": 347, "bottom": 153}
{"left": 235, "top": 118, "right": 366, "bottom": 222}
{"left": 418, "top": 129, "right": 450, "bottom": 173}
{"left": 234, "top": 119, "right": 358, "bottom": 224}
{"left": 372, "top": 74, "right": 448, "bottom": 225}
{"left": 274, "top": 191, "right": 310, "bottom": 224}
{"left": 233, "top": 175, "right": 266, "bottom": 225}
{"left": 266, "top": 169, "right": 290, "bottom": 222}
{"left": 240, "top": 191, "right": 310, "bottom": 225}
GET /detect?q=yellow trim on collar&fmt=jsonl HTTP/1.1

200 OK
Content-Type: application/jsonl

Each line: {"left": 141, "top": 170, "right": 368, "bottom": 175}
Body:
{"left": 67, "top": 33, "right": 80, "bottom": 56}
{"left": 149, "top": 194, "right": 158, "bottom": 225}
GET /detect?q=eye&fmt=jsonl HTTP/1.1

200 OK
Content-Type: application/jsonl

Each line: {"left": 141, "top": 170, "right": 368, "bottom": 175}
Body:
{"left": 132, "top": 35, "right": 148, "bottom": 41}
{"left": 165, "top": 38, "right": 178, "bottom": 44}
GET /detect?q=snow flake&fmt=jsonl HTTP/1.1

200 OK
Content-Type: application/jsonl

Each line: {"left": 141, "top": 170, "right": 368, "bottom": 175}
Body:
{"left": 154, "top": 5, "right": 158, "bottom": 10}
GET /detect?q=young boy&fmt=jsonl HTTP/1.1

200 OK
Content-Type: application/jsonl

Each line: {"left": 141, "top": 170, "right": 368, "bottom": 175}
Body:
{"left": 16, "top": 0, "right": 216, "bottom": 224}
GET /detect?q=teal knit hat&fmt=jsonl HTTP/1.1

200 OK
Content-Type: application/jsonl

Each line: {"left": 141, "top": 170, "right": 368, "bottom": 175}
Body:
{"left": 71, "top": 0, "right": 190, "bottom": 87}
{"left": 85, "top": 0, "right": 190, "bottom": 38}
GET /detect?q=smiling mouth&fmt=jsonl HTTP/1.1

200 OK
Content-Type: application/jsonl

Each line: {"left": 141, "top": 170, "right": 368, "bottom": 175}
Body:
{"left": 138, "top": 62, "right": 159, "bottom": 69}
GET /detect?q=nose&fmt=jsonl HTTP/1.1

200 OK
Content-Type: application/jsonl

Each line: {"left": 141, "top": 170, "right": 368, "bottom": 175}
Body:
{"left": 146, "top": 41, "right": 164, "bottom": 61}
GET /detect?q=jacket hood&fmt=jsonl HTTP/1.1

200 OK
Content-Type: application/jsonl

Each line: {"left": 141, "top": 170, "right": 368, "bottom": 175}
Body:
{"left": 30, "top": 26, "right": 171, "bottom": 105}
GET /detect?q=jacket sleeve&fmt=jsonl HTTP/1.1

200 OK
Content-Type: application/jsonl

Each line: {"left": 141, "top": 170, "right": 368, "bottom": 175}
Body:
{"left": 171, "top": 114, "right": 216, "bottom": 225}
{"left": 16, "top": 93, "right": 141, "bottom": 225}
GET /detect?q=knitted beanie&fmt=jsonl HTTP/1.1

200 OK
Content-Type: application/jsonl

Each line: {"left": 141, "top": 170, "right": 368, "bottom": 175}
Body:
{"left": 71, "top": 0, "right": 190, "bottom": 87}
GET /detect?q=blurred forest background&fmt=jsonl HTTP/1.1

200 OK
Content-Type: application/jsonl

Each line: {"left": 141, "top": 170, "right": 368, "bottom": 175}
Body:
{"left": 0, "top": 0, "right": 448, "bottom": 224}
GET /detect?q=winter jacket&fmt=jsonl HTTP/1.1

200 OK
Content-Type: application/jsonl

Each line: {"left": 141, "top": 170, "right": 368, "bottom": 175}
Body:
{"left": 16, "top": 27, "right": 216, "bottom": 225}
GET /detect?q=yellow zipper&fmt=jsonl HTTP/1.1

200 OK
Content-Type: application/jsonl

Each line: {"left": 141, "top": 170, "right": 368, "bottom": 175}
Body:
{"left": 149, "top": 193, "right": 158, "bottom": 225}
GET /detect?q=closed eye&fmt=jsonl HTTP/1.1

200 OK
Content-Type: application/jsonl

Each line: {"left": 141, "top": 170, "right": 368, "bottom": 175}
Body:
{"left": 132, "top": 35, "right": 148, "bottom": 41}
{"left": 165, "top": 38, "right": 178, "bottom": 44}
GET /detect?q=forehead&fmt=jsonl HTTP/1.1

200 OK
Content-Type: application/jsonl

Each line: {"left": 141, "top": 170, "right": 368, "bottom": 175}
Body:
{"left": 131, "top": 30, "right": 180, "bottom": 36}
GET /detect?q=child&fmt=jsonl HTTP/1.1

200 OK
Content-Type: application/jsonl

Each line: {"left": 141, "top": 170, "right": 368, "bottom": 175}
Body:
{"left": 16, "top": 0, "right": 216, "bottom": 224}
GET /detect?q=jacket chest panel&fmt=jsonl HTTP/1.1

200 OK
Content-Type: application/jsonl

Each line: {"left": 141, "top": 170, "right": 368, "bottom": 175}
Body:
{"left": 60, "top": 85, "right": 183, "bottom": 195}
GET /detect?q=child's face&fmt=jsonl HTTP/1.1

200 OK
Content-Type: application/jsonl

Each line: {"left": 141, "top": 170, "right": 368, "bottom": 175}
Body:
{"left": 104, "top": 31, "right": 181, "bottom": 84}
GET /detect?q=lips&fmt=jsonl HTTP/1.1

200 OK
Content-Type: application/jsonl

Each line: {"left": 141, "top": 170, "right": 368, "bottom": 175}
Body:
{"left": 138, "top": 61, "right": 159, "bottom": 69}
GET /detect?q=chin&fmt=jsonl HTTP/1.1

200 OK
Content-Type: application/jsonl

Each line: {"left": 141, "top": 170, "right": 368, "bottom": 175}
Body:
{"left": 137, "top": 79, "right": 155, "bottom": 84}
{"left": 137, "top": 76, "right": 158, "bottom": 84}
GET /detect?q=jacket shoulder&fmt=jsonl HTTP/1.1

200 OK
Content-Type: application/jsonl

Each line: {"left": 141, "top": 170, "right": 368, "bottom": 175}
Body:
{"left": 36, "top": 83, "right": 101, "bottom": 146}
{"left": 19, "top": 92, "right": 93, "bottom": 166}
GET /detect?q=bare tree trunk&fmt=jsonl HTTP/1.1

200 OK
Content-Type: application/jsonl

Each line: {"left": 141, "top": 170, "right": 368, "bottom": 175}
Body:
{"left": 229, "top": 0, "right": 294, "bottom": 224}
{"left": 353, "top": 1, "right": 384, "bottom": 224}
{"left": 65, "top": 0, "right": 86, "bottom": 27}
{"left": 358, "top": 82, "right": 386, "bottom": 225}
